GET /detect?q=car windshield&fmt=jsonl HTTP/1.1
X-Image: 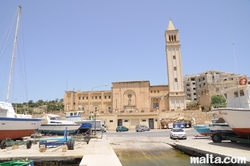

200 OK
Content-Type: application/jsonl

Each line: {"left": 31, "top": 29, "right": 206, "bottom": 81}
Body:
{"left": 173, "top": 129, "right": 184, "bottom": 132}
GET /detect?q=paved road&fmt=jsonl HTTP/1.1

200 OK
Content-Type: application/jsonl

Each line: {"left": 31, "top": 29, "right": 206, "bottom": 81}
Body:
{"left": 105, "top": 128, "right": 200, "bottom": 138}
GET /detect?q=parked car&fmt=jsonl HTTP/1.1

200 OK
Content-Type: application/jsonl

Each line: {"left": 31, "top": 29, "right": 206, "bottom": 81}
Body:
{"left": 170, "top": 128, "right": 187, "bottom": 140}
{"left": 135, "top": 125, "right": 150, "bottom": 132}
{"left": 116, "top": 126, "right": 129, "bottom": 132}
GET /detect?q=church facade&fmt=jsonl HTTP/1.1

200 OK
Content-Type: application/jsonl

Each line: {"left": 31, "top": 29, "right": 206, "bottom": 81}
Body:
{"left": 64, "top": 20, "right": 186, "bottom": 130}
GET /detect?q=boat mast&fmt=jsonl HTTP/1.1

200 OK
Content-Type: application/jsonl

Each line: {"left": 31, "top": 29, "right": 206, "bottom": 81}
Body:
{"left": 6, "top": 6, "right": 22, "bottom": 103}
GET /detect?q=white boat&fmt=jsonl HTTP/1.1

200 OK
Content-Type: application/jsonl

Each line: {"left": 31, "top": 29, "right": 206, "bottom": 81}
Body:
{"left": 0, "top": 6, "right": 43, "bottom": 141}
{"left": 38, "top": 114, "right": 81, "bottom": 135}
{"left": 212, "top": 77, "right": 250, "bottom": 138}
{"left": 65, "top": 111, "right": 103, "bottom": 131}
{"left": 193, "top": 117, "right": 233, "bottom": 137}
{"left": 209, "top": 118, "right": 232, "bottom": 133}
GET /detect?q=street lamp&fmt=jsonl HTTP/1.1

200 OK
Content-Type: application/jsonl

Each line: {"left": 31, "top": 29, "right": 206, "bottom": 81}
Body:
{"left": 89, "top": 84, "right": 108, "bottom": 135}
{"left": 92, "top": 111, "right": 99, "bottom": 135}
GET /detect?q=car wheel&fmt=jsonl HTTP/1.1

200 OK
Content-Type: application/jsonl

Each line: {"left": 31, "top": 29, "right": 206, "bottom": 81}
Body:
{"left": 116, "top": 130, "right": 118, "bottom": 132}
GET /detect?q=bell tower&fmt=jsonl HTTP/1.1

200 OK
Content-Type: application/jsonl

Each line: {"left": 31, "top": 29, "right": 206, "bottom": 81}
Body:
{"left": 165, "top": 19, "right": 186, "bottom": 110}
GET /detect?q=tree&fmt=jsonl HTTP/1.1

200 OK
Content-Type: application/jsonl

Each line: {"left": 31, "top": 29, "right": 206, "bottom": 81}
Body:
{"left": 211, "top": 95, "right": 226, "bottom": 108}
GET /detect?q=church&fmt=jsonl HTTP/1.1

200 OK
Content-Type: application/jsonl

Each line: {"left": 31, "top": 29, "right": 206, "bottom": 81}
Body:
{"left": 64, "top": 19, "right": 186, "bottom": 130}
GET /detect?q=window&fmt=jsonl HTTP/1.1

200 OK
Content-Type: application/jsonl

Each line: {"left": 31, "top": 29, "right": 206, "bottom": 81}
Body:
{"left": 95, "top": 96, "right": 97, "bottom": 99}
{"left": 157, "top": 90, "right": 159, "bottom": 93}
{"left": 153, "top": 103, "right": 159, "bottom": 108}
{"left": 154, "top": 90, "right": 156, "bottom": 93}
{"left": 86, "top": 96, "right": 88, "bottom": 100}
{"left": 174, "top": 67, "right": 177, "bottom": 70}
{"left": 142, "top": 119, "right": 146, "bottom": 122}
{"left": 104, "top": 96, "right": 106, "bottom": 99}
{"left": 175, "top": 78, "right": 178, "bottom": 82}
{"left": 79, "top": 97, "right": 81, "bottom": 100}
{"left": 173, "top": 55, "right": 176, "bottom": 59}
{"left": 108, "top": 107, "right": 111, "bottom": 112}
{"left": 109, "top": 120, "right": 113, "bottom": 123}
{"left": 82, "top": 97, "right": 84, "bottom": 100}
{"left": 108, "top": 96, "right": 111, "bottom": 99}
{"left": 124, "top": 120, "right": 129, "bottom": 122}
{"left": 240, "top": 90, "right": 245, "bottom": 97}
{"left": 99, "top": 96, "right": 101, "bottom": 99}
{"left": 234, "top": 91, "right": 238, "bottom": 98}
{"left": 224, "top": 93, "right": 227, "bottom": 99}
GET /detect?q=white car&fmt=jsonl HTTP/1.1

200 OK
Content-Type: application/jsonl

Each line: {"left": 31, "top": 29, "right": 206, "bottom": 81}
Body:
{"left": 170, "top": 128, "right": 187, "bottom": 140}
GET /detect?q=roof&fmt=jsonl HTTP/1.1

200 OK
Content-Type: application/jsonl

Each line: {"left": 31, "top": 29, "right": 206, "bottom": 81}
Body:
{"left": 167, "top": 19, "right": 175, "bottom": 30}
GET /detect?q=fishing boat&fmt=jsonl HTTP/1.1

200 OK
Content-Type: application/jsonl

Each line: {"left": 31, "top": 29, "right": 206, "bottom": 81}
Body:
{"left": 193, "top": 124, "right": 211, "bottom": 136}
{"left": 0, "top": 159, "right": 34, "bottom": 166}
{"left": 212, "top": 77, "right": 250, "bottom": 138}
{"left": 193, "top": 118, "right": 233, "bottom": 136}
{"left": 0, "top": 6, "right": 43, "bottom": 141}
{"left": 38, "top": 114, "right": 81, "bottom": 135}
{"left": 209, "top": 118, "right": 232, "bottom": 133}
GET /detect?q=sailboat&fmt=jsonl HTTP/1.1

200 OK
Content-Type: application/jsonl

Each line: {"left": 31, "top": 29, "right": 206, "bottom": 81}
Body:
{"left": 0, "top": 6, "right": 43, "bottom": 141}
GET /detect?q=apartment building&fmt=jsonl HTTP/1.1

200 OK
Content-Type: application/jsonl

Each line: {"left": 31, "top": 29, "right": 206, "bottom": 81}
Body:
{"left": 184, "top": 70, "right": 246, "bottom": 110}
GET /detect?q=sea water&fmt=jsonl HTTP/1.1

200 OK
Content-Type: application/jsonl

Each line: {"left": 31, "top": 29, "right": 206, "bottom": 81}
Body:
{"left": 115, "top": 148, "right": 213, "bottom": 166}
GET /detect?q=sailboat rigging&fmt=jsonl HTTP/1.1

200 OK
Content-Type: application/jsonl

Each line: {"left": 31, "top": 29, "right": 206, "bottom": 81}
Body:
{"left": 6, "top": 6, "right": 21, "bottom": 103}
{"left": 0, "top": 6, "right": 42, "bottom": 141}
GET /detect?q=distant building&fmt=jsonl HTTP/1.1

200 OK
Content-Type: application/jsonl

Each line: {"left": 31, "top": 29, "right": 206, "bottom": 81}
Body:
{"left": 184, "top": 70, "right": 247, "bottom": 110}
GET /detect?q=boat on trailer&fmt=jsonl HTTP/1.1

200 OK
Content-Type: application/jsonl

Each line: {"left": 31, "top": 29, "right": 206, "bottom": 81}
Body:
{"left": 211, "top": 77, "right": 250, "bottom": 143}
{"left": 193, "top": 118, "right": 233, "bottom": 137}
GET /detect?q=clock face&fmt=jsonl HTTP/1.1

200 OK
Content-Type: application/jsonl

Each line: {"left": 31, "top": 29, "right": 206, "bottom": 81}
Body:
{"left": 128, "top": 94, "right": 132, "bottom": 98}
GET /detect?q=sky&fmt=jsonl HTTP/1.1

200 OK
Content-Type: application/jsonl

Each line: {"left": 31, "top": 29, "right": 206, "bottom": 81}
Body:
{"left": 0, "top": 0, "right": 249, "bottom": 103}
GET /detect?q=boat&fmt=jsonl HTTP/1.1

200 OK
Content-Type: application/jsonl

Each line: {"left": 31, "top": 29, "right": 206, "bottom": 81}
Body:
{"left": 0, "top": 6, "right": 43, "bottom": 141}
{"left": 193, "top": 118, "right": 233, "bottom": 136}
{"left": 193, "top": 124, "right": 211, "bottom": 136}
{"left": 212, "top": 77, "right": 250, "bottom": 138}
{"left": 38, "top": 114, "right": 81, "bottom": 135}
{"left": 0, "top": 159, "right": 34, "bottom": 166}
{"left": 65, "top": 111, "right": 102, "bottom": 131}
{"left": 209, "top": 118, "right": 232, "bottom": 133}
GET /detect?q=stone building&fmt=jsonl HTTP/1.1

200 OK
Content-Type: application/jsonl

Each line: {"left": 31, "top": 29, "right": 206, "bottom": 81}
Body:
{"left": 184, "top": 70, "right": 246, "bottom": 110}
{"left": 64, "top": 19, "right": 187, "bottom": 130}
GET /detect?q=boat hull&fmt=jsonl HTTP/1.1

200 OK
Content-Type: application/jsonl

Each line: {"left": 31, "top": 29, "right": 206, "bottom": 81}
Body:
{"left": 38, "top": 124, "right": 80, "bottom": 135}
{"left": 213, "top": 108, "right": 250, "bottom": 138}
{"left": 0, "top": 159, "right": 34, "bottom": 166}
{"left": 0, "top": 117, "right": 42, "bottom": 141}
{"left": 193, "top": 125, "right": 212, "bottom": 136}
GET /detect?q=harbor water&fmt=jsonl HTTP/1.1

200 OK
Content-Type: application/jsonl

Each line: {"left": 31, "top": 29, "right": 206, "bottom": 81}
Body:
{"left": 115, "top": 148, "right": 213, "bottom": 166}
